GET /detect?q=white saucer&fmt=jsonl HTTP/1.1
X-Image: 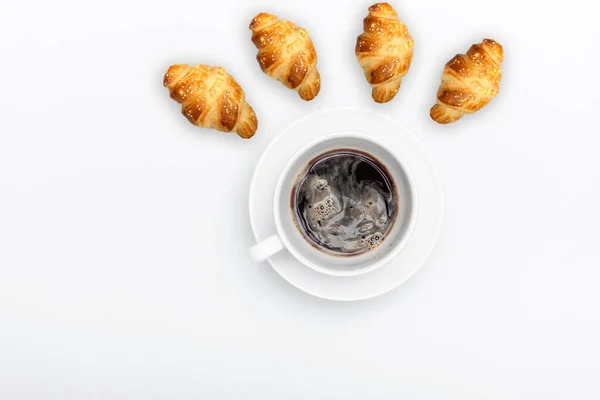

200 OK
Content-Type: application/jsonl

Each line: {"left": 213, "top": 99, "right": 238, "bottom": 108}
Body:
{"left": 249, "top": 108, "right": 443, "bottom": 301}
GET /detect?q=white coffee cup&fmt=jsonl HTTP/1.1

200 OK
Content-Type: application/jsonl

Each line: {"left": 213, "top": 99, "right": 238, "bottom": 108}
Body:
{"left": 248, "top": 131, "right": 418, "bottom": 277}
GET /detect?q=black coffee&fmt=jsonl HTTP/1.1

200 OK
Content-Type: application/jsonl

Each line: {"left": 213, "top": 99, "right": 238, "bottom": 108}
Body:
{"left": 292, "top": 149, "right": 398, "bottom": 256}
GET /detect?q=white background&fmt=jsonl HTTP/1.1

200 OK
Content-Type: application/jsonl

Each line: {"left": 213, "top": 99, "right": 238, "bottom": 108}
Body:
{"left": 1, "top": 0, "right": 599, "bottom": 398}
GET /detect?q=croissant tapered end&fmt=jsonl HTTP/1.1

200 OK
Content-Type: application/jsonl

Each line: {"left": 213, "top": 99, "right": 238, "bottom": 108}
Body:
{"left": 368, "top": 2, "right": 398, "bottom": 18}
{"left": 430, "top": 103, "right": 465, "bottom": 124}
{"left": 298, "top": 68, "right": 320, "bottom": 101}
{"left": 430, "top": 39, "right": 504, "bottom": 124}
{"left": 372, "top": 79, "right": 401, "bottom": 104}
{"left": 249, "top": 13, "right": 279, "bottom": 33}
{"left": 236, "top": 102, "right": 258, "bottom": 139}
{"left": 355, "top": 2, "right": 414, "bottom": 103}
{"left": 481, "top": 38, "right": 504, "bottom": 65}
{"left": 249, "top": 12, "right": 320, "bottom": 101}
{"left": 163, "top": 64, "right": 191, "bottom": 90}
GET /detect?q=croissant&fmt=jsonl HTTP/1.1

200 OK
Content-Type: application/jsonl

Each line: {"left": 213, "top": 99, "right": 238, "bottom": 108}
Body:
{"left": 355, "top": 2, "right": 414, "bottom": 103}
{"left": 249, "top": 13, "right": 320, "bottom": 101}
{"left": 163, "top": 64, "right": 258, "bottom": 139}
{"left": 430, "top": 39, "right": 504, "bottom": 124}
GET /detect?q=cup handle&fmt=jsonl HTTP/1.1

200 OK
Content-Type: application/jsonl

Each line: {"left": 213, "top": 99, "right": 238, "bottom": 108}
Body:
{"left": 248, "top": 234, "right": 285, "bottom": 263}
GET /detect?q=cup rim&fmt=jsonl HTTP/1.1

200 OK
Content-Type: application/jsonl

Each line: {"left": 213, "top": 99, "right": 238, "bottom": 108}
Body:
{"left": 273, "top": 131, "right": 419, "bottom": 277}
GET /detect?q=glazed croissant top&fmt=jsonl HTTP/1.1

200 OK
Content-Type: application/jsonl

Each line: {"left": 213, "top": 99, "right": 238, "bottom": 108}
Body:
{"left": 163, "top": 64, "right": 257, "bottom": 138}
{"left": 250, "top": 13, "right": 320, "bottom": 101}
{"left": 430, "top": 39, "right": 504, "bottom": 124}
{"left": 356, "top": 2, "right": 414, "bottom": 103}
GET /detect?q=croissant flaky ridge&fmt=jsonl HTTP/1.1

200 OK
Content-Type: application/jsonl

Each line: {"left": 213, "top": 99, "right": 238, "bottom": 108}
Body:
{"left": 355, "top": 2, "right": 414, "bottom": 103}
{"left": 163, "top": 64, "right": 258, "bottom": 139}
{"left": 430, "top": 39, "right": 504, "bottom": 124}
{"left": 249, "top": 13, "right": 320, "bottom": 101}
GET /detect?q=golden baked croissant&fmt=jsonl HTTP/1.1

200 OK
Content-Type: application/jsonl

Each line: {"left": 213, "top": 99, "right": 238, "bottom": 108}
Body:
{"left": 249, "top": 13, "right": 320, "bottom": 101}
{"left": 355, "top": 2, "right": 414, "bottom": 103}
{"left": 163, "top": 64, "right": 258, "bottom": 139}
{"left": 430, "top": 39, "right": 504, "bottom": 124}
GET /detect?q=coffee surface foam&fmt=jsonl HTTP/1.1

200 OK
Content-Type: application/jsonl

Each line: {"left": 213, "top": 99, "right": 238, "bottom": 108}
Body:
{"left": 293, "top": 150, "right": 397, "bottom": 255}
